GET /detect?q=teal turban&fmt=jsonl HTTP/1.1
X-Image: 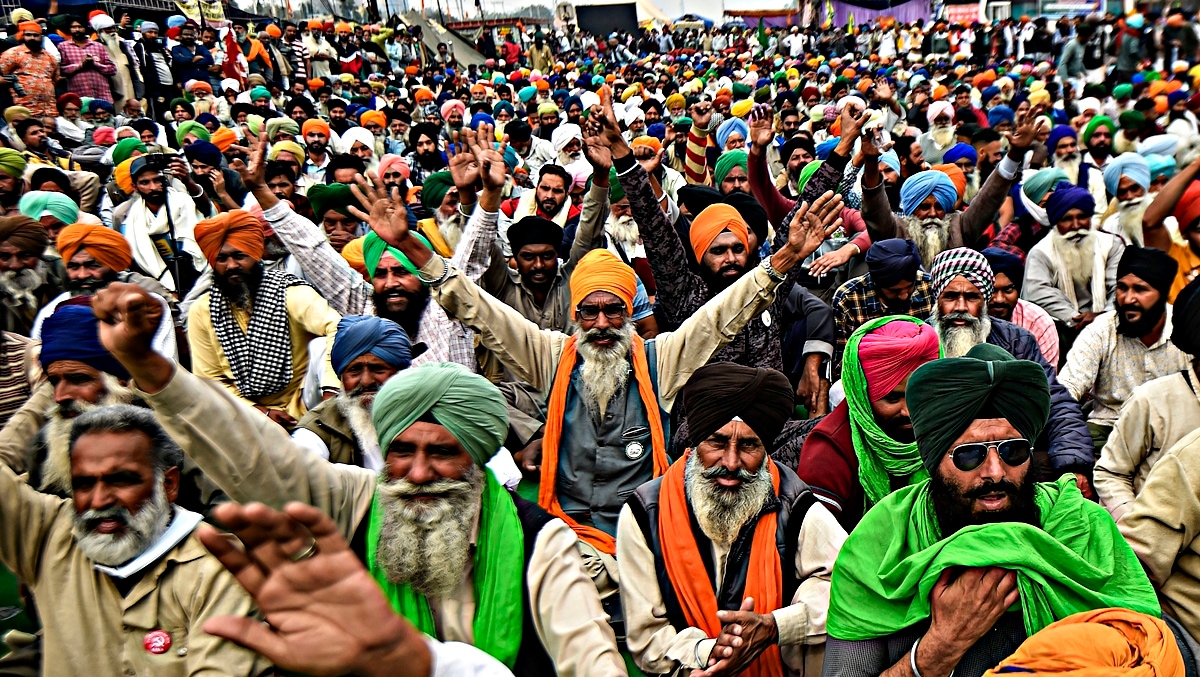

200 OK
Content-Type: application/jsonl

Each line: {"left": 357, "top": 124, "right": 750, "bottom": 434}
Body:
{"left": 112, "top": 137, "right": 146, "bottom": 166}
{"left": 1022, "top": 168, "right": 1068, "bottom": 204}
{"left": 250, "top": 86, "right": 271, "bottom": 101}
{"left": 372, "top": 362, "right": 508, "bottom": 466}
{"left": 18, "top": 190, "right": 79, "bottom": 225}
{"left": 420, "top": 171, "right": 455, "bottom": 213}
{"left": 713, "top": 150, "right": 748, "bottom": 187}
{"left": 175, "top": 120, "right": 210, "bottom": 147}
{"left": 907, "top": 343, "right": 1051, "bottom": 473}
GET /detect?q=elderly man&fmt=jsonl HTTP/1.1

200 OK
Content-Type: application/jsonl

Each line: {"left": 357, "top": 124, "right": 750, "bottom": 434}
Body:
{"left": 1047, "top": 124, "right": 1107, "bottom": 212}
{"left": 982, "top": 247, "right": 1060, "bottom": 368}
{"left": 618, "top": 364, "right": 847, "bottom": 675}
{"left": 0, "top": 215, "right": 65, "bottom": 335}
{"left": 187, "top": 210, "right": 342, "bottom": 426}
{"left": 823, "top": 344, "right": 1160, "bottom": 677}
{"left": 799, "top": 317, "right": 941, "bottom": 531}
{"left": 305, "top": 183, "right": 363, "bottom": 253}
{"left": 926, "top": 247, "right": 1095, "bottom": 477}
{"left": 91, "top": 286, "right": 629, "bottom": 676}
{"left": 1095, "top": 278, "right": 1200, "bottom": 521}
{"left": 1058, "top": 247, "right": 1191, "bottom": 449}
{"left": 1100, "top": 153, "right": 1153, "bottom": 245}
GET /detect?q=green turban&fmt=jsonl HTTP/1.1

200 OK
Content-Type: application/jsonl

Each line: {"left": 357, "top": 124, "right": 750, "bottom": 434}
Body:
{"left": 112, "top": 138, "right": 146, "bottom": 166}
{"left": 362, "top": 230, "right": 432, "bottom": 281}
{"left": 169, "top": 97, "right": 194, "bottom": 117}
{"left": 250, "top": 86, "right": 271, "bottom": 101}
{"left": 307, "top": 183, "right": 362, "bottom": 221}
{"left": 0, "top": 148, "right": 27, "bottom": 179}
{"left": 753, "top": 86, "right": 772, "bottom": 104}
{"left": 265, "top": 117, "right": 300, "bottom": 139}
{"left": 1081, "top": 115, "right": 1116, "bottom": 146}
{"left": 796, "top": 160, "right": 823, "bottom": 195}
{"left": 17, "top": 190, "right": 78, "bottom": 225}
{"left": 907, "top": 343, "right": 1051, "bottom": 473}
{"left": 713, "top": 150, "right": 748, "bottom": 187}
{"left": 175, "top": 120, "right": 210, "bottom": 147}
{"left": 245, "top": 114, "right": 265, "bottom": 138}
{"left": 372, "top": 362, "right": 508, "bottom": 466}
{"left": 1118, "top": 110, "right": 1145, "bottom": 130}
{"left": 420, "top": 171, "right": 455, "bottom": 213}
{"left": 1022, "top": 168, "right": 1067, "bottom": 204}
{"left": 731, "top": 82, "right": 752, "bottom": 99}
{"left": 48, "top": 14, "right": 72, "bottom": 31}
{"left": 608, "top": 167, "right": 625, "bottom": 203}
{"left": 1112, "top": 84, "right": 1133, "bottom": 100}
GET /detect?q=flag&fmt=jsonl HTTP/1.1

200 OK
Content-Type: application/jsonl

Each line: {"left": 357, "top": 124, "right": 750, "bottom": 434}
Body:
{"left": 823, "top": 0, "right": 833, "bottom": 28}
{"left": 847, "top": 11, "right": 855, "bottom": 34}
{"left": 757, "top": 17, "right": 769, "bottom": 49}
{"left": 222, "top": 27, "right": 248, "bottom": 89}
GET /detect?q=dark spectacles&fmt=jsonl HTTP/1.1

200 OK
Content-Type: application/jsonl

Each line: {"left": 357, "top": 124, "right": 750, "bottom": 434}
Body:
{"left": 948, "top": 438, "right": 1031, "bottom": 472}
{"left": 576, "top": 302, "right": 626, "bottom": 320}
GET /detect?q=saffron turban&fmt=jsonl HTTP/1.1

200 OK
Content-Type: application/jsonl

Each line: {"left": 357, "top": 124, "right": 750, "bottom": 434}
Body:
{"left": 1172, "top": 277, "right": 1200, "bottom": 355}
{"left": 1023, "top": 169, "right": 1068, "bottom": 204}
{"left": 419, "top": 171, "right": 455, "bottom": 214}
{"left": 689, "top": 203, "right": 750, "bottom": 264}
{"left": 550, "top": 123, "right": 582, "bottom": 153}
{"left": 982, "top": 247, "right": 1025, "bottom": 292}
{"left": 1081, "top": 115, "right": 1115, "bottom": 146}
{"left": 40, "top": 305, "right": 129, "bottom": 380}
{"left": 987, "top": 105, "right": 1015, "bottom": 128}
{"left": 307, "top": 183, "right": 361, "bottom": 220}
{"left": 714, "top": 150, "right": 748, "bottom": 187}
{"left": 113, "top": 158, "right": 135, "bottom": 194}
{"left": 630, "top": 136, "right": 662, "bottom": 153}
{"left": 933, "top": 164, "right": 967, "bottom": 202}
{"left": 377, "top": 154, "right": 410, "bottom": 181}
{"left": 857, "top": 318, "right": 941, "bottom": 401}
{"left": 715, "top": 117, "right": 748, "bottom": 150}
{"left": 265, "top": 117, "right": 300, "bottom": 139}
{"left": 930, "top": 247, "right": 995, "bottom": 300}
{"left": 0, "top": 149, "right": 27, "bottom": 179}
{"left": 362, "top": 231, "right": 431, "bottom": 281}
{"left": 301, "top": 118, "right": 331, "bottom": 138}
{"left": 57, "top": 224, "right": 133, "bottom": 272}
{"left": 908, "top": 342, "right": 1051, "bottom": 472}
{"left": 0, "top": 216, "right": 48, "bottom": 254}
{"left": 330, "top": 315, "right": 413, "bottom": 375}
{"left": 900, "top": 170, "right": 958, "bottom": 216}
{"left": 866, "top": 238, "right": 922, "bottom": 288}
{"left": 1118, "top": 246, "right": 1178, "bottom": 300}
{"left": 926, "top": 100, "right": 954, "bottom": 124}
{"left": 941, "top": 143, "right": 977, "bottom": 165}
{"left": 359, "top": 110, "right": 387, "bottom": 129}
{"left": 569, "top": 249, "right": 637, "bottom": 317}
{"left": 174, "top": 120, "right": 210, "bottom": 147}
{"left": 268, "top": 140, "right": 304, "bottom": 161}
{"left": 439, "top": 99, "right": 465, "bottom": 121}
{"left": 1103, "top": 153, "right": 1151, "bottom": 196}
{"left": 210, "top": 126, "right": 238, "bottom": 152}
{"left": 680, "top": 363, "right": 794, "bottom": 452}
{"left": 1173, "top": 180, "right": 1200, "bottom": 231}
{"left": 18, "top": 191, "right": 78, "bottom": 226}
{"left": 342, "top": 236, "right": 367, "bottom": 277}
{"left": 372, "top": 362, "right": 507, "bottom": 466}
{"left": 508, "top": 216, "right": 562, "bottom": 254}
{"left": 1046, "top": 125, "right": 1076, "bottom": 154}
{"left": 1045, "top": 185, "right": 1095, "bottom": 226}
{"left": 194, "top": 210, "right": 265, "bottom": 266}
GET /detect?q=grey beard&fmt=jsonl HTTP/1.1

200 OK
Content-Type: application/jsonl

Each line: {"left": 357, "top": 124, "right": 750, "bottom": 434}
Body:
{"left": 1056, "top": 153, "right": 1082, "bottom": 185}
{"left": 964, "top": 171, "right": 981, "bottom": 203}
{"left": 435, "top": 211, "right": 463, "bottom": 252}
{"left": 335, "top": 389, "right": 380, "bottom": 462}
{"left": 0, "top": 264, "right": 45, "bottom": 309}
{"left": 905, "top": 216, "right": 951, "bottom": 270}
{"left": 575, "top": 322, "right": 635, "bottom": 417}
{"left": 41, "top": 376, "right": 137, "bottom": 494}
{"left": 685, "top": 451, "right": 772, "bottom": 548}
{"left": 1116, "top": 197, "right": 1147, "bottom": 246}
{"left": 933, "top": 306, "right": 992, "bottom": 358}
{"left": 1051, "top": 227, "right": 1097, "bottom": 288}
{"left": 73, "top": 473, "right": 172, "bottom": 566}
{"left": 373, "top": 464, "right": 483, "bottom": 600}
{"left": 931, "top": 125, "right": 956, "bottom": 149}
{"left": 605, "top": 213, "right": 639, "bottom": 250}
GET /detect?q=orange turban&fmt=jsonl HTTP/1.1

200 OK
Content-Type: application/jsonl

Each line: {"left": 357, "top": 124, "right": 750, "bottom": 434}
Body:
{"left": 264, "top": 23, "right": 282, "bottom": 38}
{"left": 307, "top": 77, "right": 324, "bottom": 91}
{"left": 569, "top": 249, "right": 637, "bottom": 317}
{"left": 302, "top": 119, "right": 331, "bottom": 138}
{"left": 1156, "top": 95, "right": 1169, "bottom": 115}
{"left": 934, "top": 164, "right": 967, "bottom": 202}
{"left": 932, "top": 84, "right": 949, "bottom": 101}
{"left": 405, "top": 65, "right": 419, "bottom": 76}
{"left": 341, "top": 236, "right": 368, "bottom": 279}
{"left": 335, "top": 21, "right": 352, "bottom": 34}
{"left": 307, "top": 19, "right": 322, "bottom": 30}
{"left": 57, "top": 224, "right": 133, "bottom": 272}
{"left": 689, "top": 204, "right": 750, "bottom": 263}
{"left": 535, "top": 79, "right": 550, "bottom": 91}
{"left": 359, "top": 110, "right": 387, "bottom": 128}
{"left": 413, "top": 87, "right": 434, "bottom": 103}
{"left": 114, "top": 157, "right": 135, "bottom": 194}
{"left": 194, "top": 210, "right": 265, "bottom": 266}
{"left": 210, "top": 126, "right": 237, "bottom": 152}
{"left": 18, "top": 21, "right": 40, "bottom": 37}
{"left": 630, "top": 136, "right": 662, "bottom": 153}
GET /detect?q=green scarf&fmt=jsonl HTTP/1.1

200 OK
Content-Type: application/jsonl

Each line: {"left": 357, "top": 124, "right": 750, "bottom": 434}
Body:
{"left": 366, "top": 469, "right": 525, "bottom": 667}
{"left": 843, "top": 316, "right": 941, "bottom": 507}
{"left": 828, "top": 475, "right": 1160, "bottom": 641}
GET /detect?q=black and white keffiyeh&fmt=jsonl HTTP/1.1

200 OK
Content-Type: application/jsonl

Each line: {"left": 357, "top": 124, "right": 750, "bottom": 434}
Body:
{"left": 209, "top": 269, "right": 311, "bottom": 399}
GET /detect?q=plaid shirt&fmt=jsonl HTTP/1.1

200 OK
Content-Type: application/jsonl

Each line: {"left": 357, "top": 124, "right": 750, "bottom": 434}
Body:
{"left": 58, "top": 40, "right": 117, "bottom": 101}
{"left": 831, "top": 270, "right": 935, "bottom": 375}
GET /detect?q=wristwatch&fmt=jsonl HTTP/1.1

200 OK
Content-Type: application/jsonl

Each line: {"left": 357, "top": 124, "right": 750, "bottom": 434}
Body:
{"left": 760, "top": 257, "right": 786, "bottom": 283}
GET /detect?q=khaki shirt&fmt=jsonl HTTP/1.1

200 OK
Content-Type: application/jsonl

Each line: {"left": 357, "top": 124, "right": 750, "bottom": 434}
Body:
{"left": 0, "top": 461, "right": 269, "bottom": 676}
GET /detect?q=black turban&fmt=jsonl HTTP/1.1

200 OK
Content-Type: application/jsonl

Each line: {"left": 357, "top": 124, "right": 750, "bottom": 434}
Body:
{"left": 681, "top": 363, "right": 794, "bottom": 452}
{"left": 866, "top": 238, "right": 922, "bottom": 289}
{"left": 907, "top": 343, "right": 1051, "bottom": 473}
{"left": 504, "top": 119, "right": 532, "bottom": 144}
{"left": 723, "top": 191, "right": 768, "bottom": 247}
{"left": 0, "top": 216, "right": 48, "bottom": 254}
{"left": 677, "top": 184, "right": 723, "bottom": 217}
{"left": 1172, "top": 276, "right": 1200, "bottom": 356}
{"left": 1117, "top": 246, "right": 1179, "bottom": 300}
{"left": 409, "top": 122, "right": 442, "bottom": 149}
{"left": 507, "top": 216, "right": 562, "bottom": 254}
{"left": 780, "top": 136, "right": 814, "bottom": 165}
{"left": 982, "top": 247, "right": 1025, "bottom": 292}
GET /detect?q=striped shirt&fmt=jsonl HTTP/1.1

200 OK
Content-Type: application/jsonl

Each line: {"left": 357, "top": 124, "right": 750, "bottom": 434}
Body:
{"left": 287, "top": 38, "right": 309, "bottom": 81}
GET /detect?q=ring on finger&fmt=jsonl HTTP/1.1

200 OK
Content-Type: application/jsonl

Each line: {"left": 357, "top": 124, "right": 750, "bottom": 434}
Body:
{"left": 288, "top": 539, "right": 318, "bottom": 562}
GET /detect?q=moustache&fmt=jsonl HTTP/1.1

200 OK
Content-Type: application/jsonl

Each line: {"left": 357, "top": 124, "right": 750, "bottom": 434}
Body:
{"left": 381, "top": 476, "right": 473, "bottom": 500}
{"left": 718, "top": 263, "right": 743, "bottom": 276}
{"left": 584, "top": 329, "right": 621, "bottom": 344}
{"left": 1118, "top": 303, "right": 1146, "bottom": 316}
{"left": 80, "top": 506, "right": 131, "bottom": 532}
{"left": 965, "top": 479, "right": 1021, "bottom": 500}
{"left": 701, "top": 464, "right": 758, "bottom": 483}
{"left": 347, "top": 384, "right": 381, "bottom": 399}
{"left": 1063, "top": 230, "right": 1090, "bottom": 242}
{"left": 943, "top": 310, "right": 978, "bottom": 324}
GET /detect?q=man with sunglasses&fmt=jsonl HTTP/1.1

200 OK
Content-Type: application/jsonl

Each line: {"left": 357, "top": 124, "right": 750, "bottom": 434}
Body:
{"left": 824, "top": 343, "right": 1160, "bottom": 677}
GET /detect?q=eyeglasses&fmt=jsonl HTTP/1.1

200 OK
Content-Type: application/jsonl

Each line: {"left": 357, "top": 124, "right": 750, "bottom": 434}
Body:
{"left": 576, "top": 302, "right": 626, "bottom": 320}
{"left": 948, "top": 438, "right": 1031, "bottom": 472}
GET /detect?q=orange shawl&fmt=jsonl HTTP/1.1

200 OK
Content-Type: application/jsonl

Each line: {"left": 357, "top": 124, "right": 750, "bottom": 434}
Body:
{"left": 659, "top": 451, "right": 784, "bottom": 677}
{"left": 538, "top": 335, "right": 669, "bottom": 554}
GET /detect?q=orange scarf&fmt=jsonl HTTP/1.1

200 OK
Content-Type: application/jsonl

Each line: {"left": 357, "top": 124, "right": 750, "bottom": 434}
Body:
{"left": 659, "top": 452, "right": 784, "bottom": 677}
{"left": 538, "top": 334, "right": 669, "bottom": 554}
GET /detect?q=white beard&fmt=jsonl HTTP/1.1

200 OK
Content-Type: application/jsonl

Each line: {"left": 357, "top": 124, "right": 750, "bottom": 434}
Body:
{"left": 685, "top": 451, "right": 772, "bottom": 548}
{"left": 906, "top": 216, "right": 952, "bottom": 269}
{"left": 373, "top": 464, "right": 484, "bottom": 600}
{"left": 1050, "top": 227, "right": 1097, "bottom": 287}
{"left": 40, "top": 375, "right": 137, "bottom": 494}
{"left": 1055, "top": 153, "right": 1082, "bottom": 185}
{"left": 73, "top": 474, "right": 171, "bottom": 566}
{"left": 335, "top": 390, "right": 381, "bottom": 463}
{"left": 0, "top": 264, "right": 46, "bottom": 311}
{"left": 435, "top": 211, "right": 463, "bottom": 252}
{"left": 932, "top": 306, "right": 993, "bottom": 358}
{"left": 605, "top": 213, "right": 640, "bottom": 253}
{"left": 1116, "top": 197, "right": 1147, "bottom": 246}
{"left": 964, "top": 171, "right": 981, "bottom": 203}
{"left": 931, "top": 125, "right": 956, "bottom": 149}
{"left": 575, "top": 322, "right": 635, "bottom": 418}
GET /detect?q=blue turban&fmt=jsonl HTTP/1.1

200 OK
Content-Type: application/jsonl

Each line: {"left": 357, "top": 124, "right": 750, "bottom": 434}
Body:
{"left": 492, "top": 101, "right": 514, "bottom": 118}
{"left": 866, "top": 238, "right": 922, "bottom": 288}
{"left": 1046, "top": 125, "right": 1077, "bottom": 154}
{"left": 183, "top": 140, "right": 222, "bottom": 168}
{"left": 815, "top": 137, "right": 840, "bottom": 160}
{"left": 502, "top": 145, "right": 520, "bottom": 171}
{"left": 647, "top": 122, "right": 666, "bottom": 140}
{"left": 1045, "top": 184, "right": 1096, "bottom": 225}
{"left": 1138, "top": 135, "right": 1179, "bottom": 158}
{"left": 879, "top": 150, "right": 902, "bottom": 175}
{"left": 469, "top": 112, "right": 494, "bottom": 131}
{"left": 715, "top": 117, "right": 749, "bottom": 150}
{"left": 88, "top": 99, "right": 115, "bottom": 115}
{"left": 1146, "top": 153, "right": 1176, "bottom": 180}
{"left": 941, "top": 142, "right": 978, "bottom": 165}
{"left": 982, "top": 247, "right": 1025, "bottom": 291}
{"left": 900, "top": 170, "right": 958, "bottom": 216}
{"left": 1103, "top": 153, "right": 1151, "bottom": 196}
{"left": 166, "top": 14, "right": 187, "bottom": 27}
{"left": 330, "top": 315, "right": 413, "bottom": 376}
{"left": 980, "top": 85, "right": 1001, "bottom": 103}
{"left": 195, "top": 112, "right": 220, "bottom": 128}
{"left": 564, "top": 95, "right": 582, "bottom": 112}
{"left": 1169, "top": 90, "right": 1188, "bottom": 107}
{"left": 40, "top": 305, "right": 130, "bottom": 380}
{"left": 987, "top": 105, "right": 1015, "bottom": 127}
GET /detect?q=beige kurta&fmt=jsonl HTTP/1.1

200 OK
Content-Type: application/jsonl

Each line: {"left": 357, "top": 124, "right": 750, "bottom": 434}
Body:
{"left": 616, "top": 501, "right": 846, "bottom": 676}
{"left": 0, "top": 460, "right": 269, "bottom": 676}
{"left": 137, "top": 367, "right": 626, "bottom": 677}
{"left": 187, "top": 284, "right": 341, "bottom": 420}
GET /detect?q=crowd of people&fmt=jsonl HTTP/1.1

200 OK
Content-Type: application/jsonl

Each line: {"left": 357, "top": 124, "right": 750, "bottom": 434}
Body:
{"left": 0, "top": 4, "right": 1196, "bottom": 676}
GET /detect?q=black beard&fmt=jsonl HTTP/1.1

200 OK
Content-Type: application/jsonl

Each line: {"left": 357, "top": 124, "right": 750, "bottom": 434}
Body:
{"left": 931, "top": 467, "right": 1040, "bottom": 537}
{"left": 308, "top": 141, "right": 326, "bottom": 155}
{"left": 1117, "top": 299, "right": 1167, "bottom": 337}
{"left": 537, "top": 199, "right": 563, "bottom": 217}
{"left": 699, "top": 261, "right": 748, "bottom": 291}
{"left": 1088, "top": 143, "right": 1111, "bottom": 161}
{"left": 67, "top": 270, "right": 120, "bottom": 296}
{"left": 373, "top": 286, "right": 430, "bottom": 338}
{"left": 1170, "top": 110, "right": 1188, "bottom": 121}
{"left": 0, "top": 187, "right": 19, "bottom": 208}
{"left": 415, "top": 151, "right": 445, "bottom": 170}
{"left": 141, "top": 189, "right": 166, "bottom": 206}
{"left": 214, "top": 261, "right": 264, "bottom": 305}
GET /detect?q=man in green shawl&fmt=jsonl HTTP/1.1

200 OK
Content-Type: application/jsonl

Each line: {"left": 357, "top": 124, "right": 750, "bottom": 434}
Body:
{"left": 91, "top": 282, "right": 628, "bottom": 677}
{"left": 823, "top": 343, "right": 1159, "bottom": 677}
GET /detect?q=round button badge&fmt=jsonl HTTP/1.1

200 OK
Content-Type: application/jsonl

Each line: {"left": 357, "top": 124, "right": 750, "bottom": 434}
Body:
{"left": 143, "top": 630, "right": 172, "bottom": 655}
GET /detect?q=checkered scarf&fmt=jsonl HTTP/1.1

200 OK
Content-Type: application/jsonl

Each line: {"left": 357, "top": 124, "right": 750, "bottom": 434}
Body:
{"left": 209, "top": 269, "right": 311, "bottom": 399}
{"left": 929, "top": 247, "right": 995, "bottom": 301}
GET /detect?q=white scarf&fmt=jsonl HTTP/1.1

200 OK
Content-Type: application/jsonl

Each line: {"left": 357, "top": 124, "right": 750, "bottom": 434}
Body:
{"left": 1033, "top": 230, "right": 1112, "bottom": 314}
{"left": 513, "top": 189, "right": 571, "bottom": 228}
{"left": 120, "top": 186, "right": 204, "bottom": 291}
{"left": 1019, "top": 188, "right": 1050, "bottom": 226}
{"left": 93, "top": 507, "right": 203, "bottom": 579}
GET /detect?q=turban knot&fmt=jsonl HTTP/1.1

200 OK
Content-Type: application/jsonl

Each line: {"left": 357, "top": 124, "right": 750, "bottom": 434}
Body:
{"left": 330, "top": 315, "right": 413, "bottom": 375}
{"left": 194, "top": 210, "right": 265, "bottom": 266}
{"left": 57, "top": 224, "right": 132, "bottom": 272}
{"left": 680, "top": 363, "right": 794, "bottom": 452}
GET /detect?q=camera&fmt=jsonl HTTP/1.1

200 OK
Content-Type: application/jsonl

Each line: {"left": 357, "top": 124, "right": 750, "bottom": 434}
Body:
{"left": 141, "top": 153, "right": 172, "bottom": 172}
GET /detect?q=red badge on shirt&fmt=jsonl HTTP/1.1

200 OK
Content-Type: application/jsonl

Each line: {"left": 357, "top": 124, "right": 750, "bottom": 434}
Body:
{"left": 143, "top": 630, "right": 172, "bottom": 654}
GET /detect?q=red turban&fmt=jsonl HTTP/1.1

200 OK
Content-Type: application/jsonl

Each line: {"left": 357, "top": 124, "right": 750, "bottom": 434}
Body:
{"left": 57, "top": 224, "right": 133, "bottom": 272}
{"left": 858, "top": 319, "right": 940, "bottom": 401}
{"left": 569, "top": 249, "right": 637, "bottom": 316}
{"left": 688, "top": 203, "right": 750, "bottom": 263}
{"left": 1175, "top": 181, "right": 1200, "bottom": 232}
{"left": 194, "top": 210, "right": 265, "bottom": 266}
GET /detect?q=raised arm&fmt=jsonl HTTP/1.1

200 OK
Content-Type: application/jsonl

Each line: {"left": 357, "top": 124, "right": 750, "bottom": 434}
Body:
{"left": 748, "top": 105, "right": 797, "bottom": 224}
{"left": 961, "top": 111, "right": 1045, "bottom": 244}
{"left": 1142, "top": 154, "right": 1200, "bottom": 252}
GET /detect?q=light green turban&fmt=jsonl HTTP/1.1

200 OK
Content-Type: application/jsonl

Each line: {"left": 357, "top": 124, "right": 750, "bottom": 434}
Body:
{"left": 245, "top": 114, "right": 265, "bottom": 138}
{"left": 265, "top": 117, "right": 300, "bottom": 139}
{"left": 175, "top": 120, "right": 210, "bottom": 147}
{"left": 608, "top": 166, "right": 624, "bottom": 203}
{"left": 796, "top": 160, "right": 823, "bottom": 195}
{"left": 0, "top": 148, "right": 27, "bottom": 179}
{"left": 713, "top": 149, "right": 748, "bottom": 187}
{"left": 372, "top": 362, "right": 508, "bottom": 466}
{"left": 1022, "top": 168, "right": 1068, "bottom": 204}
{"left": 18, "top": 190, "right": 79, "bottom": 225}
{"left": 362, "top": 230, "right": 432, "bottom": 281}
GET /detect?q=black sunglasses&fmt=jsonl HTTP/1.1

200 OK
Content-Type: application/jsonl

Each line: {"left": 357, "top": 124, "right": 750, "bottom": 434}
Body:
{"left": 948, "top": 438, "right": 1031, "bottom": 472}
{"left": 576, "top": 302, "right": 625, "bottom": 321}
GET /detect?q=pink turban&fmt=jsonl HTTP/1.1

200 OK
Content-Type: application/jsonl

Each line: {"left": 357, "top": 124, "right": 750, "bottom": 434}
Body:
{"left": 440, "top": 99, "right": 466, "bottom": 121}
{"left": 858, "top": 320, "right": 941, "bottom": 401}
{"left": 92, "top": 126, "right": 116, "bottom": 146}
{"left": 378, "top": 154, "right": 411, "bottom": 181}
{"left": 927, "top": 100, "right": 955, "bottom": 124}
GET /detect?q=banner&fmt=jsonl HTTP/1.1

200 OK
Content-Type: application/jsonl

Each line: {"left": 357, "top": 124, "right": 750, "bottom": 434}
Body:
{"left": 944, "top": 2, "right": 983, "bottom": 24}
{"left": 175, "top": 0, "right": 229, "bottom": 28}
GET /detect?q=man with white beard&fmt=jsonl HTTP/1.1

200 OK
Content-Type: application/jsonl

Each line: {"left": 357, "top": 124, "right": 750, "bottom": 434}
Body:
{"left": 926, "top": 247, "right": 1097, "bottom": 486}
{"left": 1099, "top": 152, "right": 1153, "bottom": 246}
{"left": 92, "top": 282, "right": 629, "bottom": 676}
{"left": 91, "top": 13, "right": 141, "bottom": 113}
{"left": 1025, "top": 185, "right": 1125, "bottom": 347}
{"left": 0, "top": 216, "right": 64, "bottom": 335}
{"left": 860, "top": 112, "right": 1038, "bottom": 268}
{"left": 1047, "top": 124, "right": 1107, "bottom": 216}
{"left": 917, "top": 101, "right": 958, "bottom": 165}
{"left": 618, "top": 363, "right": 846, "bottom": 675}
{"left": 0, "top": 396, "right": 269, "bottom": 675}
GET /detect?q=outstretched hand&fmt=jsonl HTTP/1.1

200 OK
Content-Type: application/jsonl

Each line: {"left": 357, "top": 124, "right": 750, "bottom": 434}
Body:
{"left": 349, "top": 172, "right": 410, "bottom": 248}
{"left": 230, "top": 129, "right": 270, "bottom": 194}
{"left": 1009, "top": 108, "right": 1048, "bottom": 153}
{"left": 789, "top": 190, "right": 844, "bottom": 260}
{"left": 446, "top": 129, "right": 481, "bottom": 191}
{"left": 748, "top": 104, "right": 775, "bottom": 151}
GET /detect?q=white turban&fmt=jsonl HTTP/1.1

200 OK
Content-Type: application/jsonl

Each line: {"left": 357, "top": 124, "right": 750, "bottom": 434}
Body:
{"left": 625, "top": 107, "right": 645, "bottom": 125}
{"left": 221, "top": 78, "right": 242, "bottom": 93}
{"left": 341, "top": 127, "right": 377, "bottom": 155}
{"left": 551, "top": 123, "right": 582, "bottom": 153}
{"left": 578, "top": 91, "right": 601, "bottom": 112}
{"left": 90, "top": 13, "right": 116, "bottom": 31}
